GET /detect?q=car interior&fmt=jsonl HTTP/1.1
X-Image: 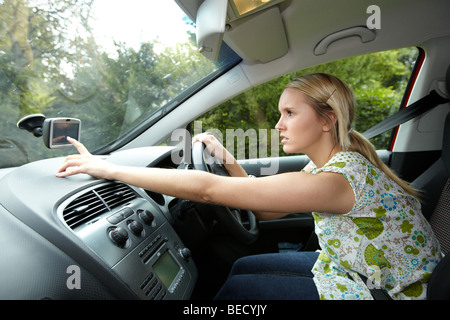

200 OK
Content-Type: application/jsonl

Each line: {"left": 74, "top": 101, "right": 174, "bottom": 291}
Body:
{"left": 0, "top": 0, "right": 449, "bottom": 300}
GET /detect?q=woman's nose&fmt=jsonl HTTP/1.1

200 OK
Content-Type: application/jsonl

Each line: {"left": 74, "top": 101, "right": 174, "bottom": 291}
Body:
{"left": 275, "top": 117, "right": 284, "bottom": 131}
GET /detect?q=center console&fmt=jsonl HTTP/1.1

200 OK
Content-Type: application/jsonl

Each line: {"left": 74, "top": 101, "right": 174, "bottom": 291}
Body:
{"left": 57, "top": 181, "right": 197, "bottom": 300}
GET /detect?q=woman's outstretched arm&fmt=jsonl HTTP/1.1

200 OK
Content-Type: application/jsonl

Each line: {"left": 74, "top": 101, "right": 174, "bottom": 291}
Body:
{"left": 56, "top": 137, "right": 354, "bottom": 220}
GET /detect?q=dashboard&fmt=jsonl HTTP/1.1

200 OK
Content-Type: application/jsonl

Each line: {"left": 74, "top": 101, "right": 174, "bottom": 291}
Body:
{"left": 0, "top": 146, "right": 197, "bottom": 300}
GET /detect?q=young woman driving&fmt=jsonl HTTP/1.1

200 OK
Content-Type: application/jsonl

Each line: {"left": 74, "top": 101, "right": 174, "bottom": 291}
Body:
{"left": 56, "top": 73, "right": 441, "bottom": 300}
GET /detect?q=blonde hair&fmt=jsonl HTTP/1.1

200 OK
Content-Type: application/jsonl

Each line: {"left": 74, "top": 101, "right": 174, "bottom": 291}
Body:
{"left": 285, "top": 73, "right": 418, "bottom": 198}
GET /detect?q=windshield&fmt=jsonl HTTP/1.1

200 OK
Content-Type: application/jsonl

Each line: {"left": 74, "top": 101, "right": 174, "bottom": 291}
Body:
{"left": 0, "top": 0, "right": 240, "bottom": 168}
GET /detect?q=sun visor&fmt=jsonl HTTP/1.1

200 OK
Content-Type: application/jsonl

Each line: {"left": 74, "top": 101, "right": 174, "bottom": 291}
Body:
{"left": 195, "top": 0, "right": 228, "bottom": 61}
{"left": 224, "top": 6, "right": 288, "bottom": 63}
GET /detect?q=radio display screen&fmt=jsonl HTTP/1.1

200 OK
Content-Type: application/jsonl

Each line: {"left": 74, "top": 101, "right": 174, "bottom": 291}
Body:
{"left": 153, "top": 251, "right": 180, "bottom": 289}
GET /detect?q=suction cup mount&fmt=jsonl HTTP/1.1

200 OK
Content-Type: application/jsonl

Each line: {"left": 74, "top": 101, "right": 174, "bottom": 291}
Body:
{"left": 17, "top": 114, "right": 46, "bottom": 137}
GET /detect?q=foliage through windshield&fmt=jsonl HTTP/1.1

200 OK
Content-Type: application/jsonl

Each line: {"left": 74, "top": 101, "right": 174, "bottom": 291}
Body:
{"left": 0, "top": 0, "right": 238, "bottom": 168}
{"left": 0, "top": 0, "right": 420, "bottom": 169}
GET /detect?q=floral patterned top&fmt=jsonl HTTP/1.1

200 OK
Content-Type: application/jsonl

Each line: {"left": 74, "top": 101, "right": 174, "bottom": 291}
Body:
{"left": 306, "top": 151, "right": 441, "bottom": 300}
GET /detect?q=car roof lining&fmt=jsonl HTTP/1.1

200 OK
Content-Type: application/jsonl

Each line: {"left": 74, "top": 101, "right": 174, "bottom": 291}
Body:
{"left": 176, "top": 0, "right": 450, "bottom": 85}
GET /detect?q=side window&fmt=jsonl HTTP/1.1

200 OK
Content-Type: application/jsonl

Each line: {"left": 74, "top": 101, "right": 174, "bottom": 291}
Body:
{"left": 195, "top": 48, "right": 419, "bottom": 160}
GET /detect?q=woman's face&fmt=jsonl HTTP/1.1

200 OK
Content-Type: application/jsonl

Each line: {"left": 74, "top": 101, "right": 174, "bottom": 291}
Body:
{"left": 275, "top": 88, "right": 329, "bottom": 154}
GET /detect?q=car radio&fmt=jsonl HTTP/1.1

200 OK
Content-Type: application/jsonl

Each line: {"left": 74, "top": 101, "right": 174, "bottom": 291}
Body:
{"left": 58, "top": 182, "right": 197, "bottom": 300}
{"left": 112, "top": 222, "right": 196, "bottom": 300}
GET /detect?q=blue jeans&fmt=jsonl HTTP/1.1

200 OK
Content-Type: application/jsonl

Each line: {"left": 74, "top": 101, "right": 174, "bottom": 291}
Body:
{"left": 215, "top": 251, "right": 320, "bottom": 300}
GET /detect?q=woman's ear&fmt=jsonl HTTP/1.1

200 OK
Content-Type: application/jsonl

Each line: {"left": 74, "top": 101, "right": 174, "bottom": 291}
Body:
{"left": 322, "top": 111, "right": 337, "bottom": 132}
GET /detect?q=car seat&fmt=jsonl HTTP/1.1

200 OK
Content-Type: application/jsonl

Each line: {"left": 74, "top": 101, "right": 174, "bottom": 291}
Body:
{"left": 418, "top": 112, "right": 450, "bottom": 299}
{"left": 412, "top": 66, "right": 450, "bottom": 299}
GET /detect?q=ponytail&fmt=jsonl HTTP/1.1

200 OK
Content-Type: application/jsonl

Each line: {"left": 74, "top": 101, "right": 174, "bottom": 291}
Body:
{"left": 348, "top": 129, "right": 419, "bottom": 199}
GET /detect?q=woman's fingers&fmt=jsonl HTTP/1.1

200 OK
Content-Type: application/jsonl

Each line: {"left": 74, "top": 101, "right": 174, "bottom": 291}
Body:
{"left": 193, "top": 133, "right": 222, "bottom": 156}
{"left": 192, "top": 132, "right": 213, "bottom": 145}
{"left": 56, "top": 155, "right": 113, "bottom": 179}
{"left": 55, "top": 165, "right": 82, "bottom": 177}
{"left": 67, "top": 136, "right": 91, "bottom": 155}
{"left": 56, "top": 156, "right": 87, "bottom": 175}
{"left": 56, "top": 138, "right": 96, "bottom": 177}
{"left": 192, "top": 133, "right": 237, "bottom": 164}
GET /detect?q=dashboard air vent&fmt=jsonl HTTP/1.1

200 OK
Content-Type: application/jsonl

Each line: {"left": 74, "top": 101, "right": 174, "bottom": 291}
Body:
{"left": 62, "top": 182, "right": 138, "bottom": 229}
{"left": 96, "top": 183, "right": 137, "bottom": 210}
{"left": 62, "top": 190, "right": 108, "bottom": 229}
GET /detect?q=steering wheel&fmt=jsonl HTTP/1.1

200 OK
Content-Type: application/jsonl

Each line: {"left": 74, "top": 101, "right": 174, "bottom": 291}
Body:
{"left": 191, "top": 141, "right": 259, "bottom": 244}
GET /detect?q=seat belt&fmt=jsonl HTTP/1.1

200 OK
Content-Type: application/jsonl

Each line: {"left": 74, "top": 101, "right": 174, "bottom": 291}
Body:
{"left": 363, "top": 63, "right": 450, "bottom": 139}
{"left": 362, "top": 90, "right": 449, "bottom": 140}
{"left": 357, "top": 273, "right": 393, "bottom": 300}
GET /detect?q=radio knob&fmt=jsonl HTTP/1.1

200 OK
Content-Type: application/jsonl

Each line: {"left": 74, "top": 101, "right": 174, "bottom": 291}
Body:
{"left": 139, "top": 209, "right": 154, "bottom": 225}
{"left": 179, "top": 247, "right": 192, "bottom": 260}
{"left": 110, "top": 227, "right": 129, "bottom": 246}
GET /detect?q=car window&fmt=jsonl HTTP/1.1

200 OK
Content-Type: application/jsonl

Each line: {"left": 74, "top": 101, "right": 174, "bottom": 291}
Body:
{"left": 195, "top": 47, "right": 420, "bottom": 160}
{"left": 0, "top": 0, "right": 240, "bottom": 168}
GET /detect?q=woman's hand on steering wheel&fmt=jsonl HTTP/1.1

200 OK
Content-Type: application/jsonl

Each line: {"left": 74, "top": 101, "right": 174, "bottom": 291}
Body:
{"left": 192, "top": 133, "right": 235, "bottom": 165}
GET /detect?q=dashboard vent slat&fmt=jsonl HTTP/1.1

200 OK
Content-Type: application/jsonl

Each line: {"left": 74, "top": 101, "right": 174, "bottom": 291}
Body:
{"left": 63, "top": 191, "right": 108, "bottom": 229}
{"left": 62, "top": 182, "right": 138, "bottom": 229}
{"left": 96, "top": 183, "right": 137, "bottom": 210}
